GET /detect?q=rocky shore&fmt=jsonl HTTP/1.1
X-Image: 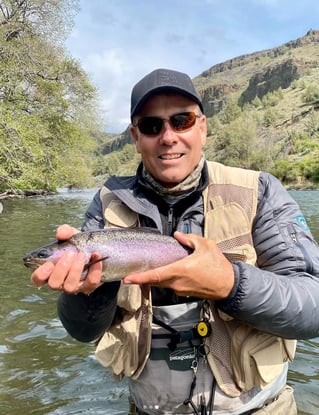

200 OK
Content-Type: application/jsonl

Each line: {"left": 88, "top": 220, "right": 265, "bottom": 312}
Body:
{"left": 0, "top": 189, "right": 53, "bottom": 200}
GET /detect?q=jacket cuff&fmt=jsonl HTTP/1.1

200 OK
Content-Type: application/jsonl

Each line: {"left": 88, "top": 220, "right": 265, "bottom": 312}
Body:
{"left": 216, "top": 262, "right": 243, "bottom": 312}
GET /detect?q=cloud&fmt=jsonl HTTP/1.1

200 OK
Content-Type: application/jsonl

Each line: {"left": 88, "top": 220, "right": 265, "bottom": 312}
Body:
{"left": 66, "top": 0, "right": 319, "bottom": 133}
{"left": 81, "top": 48, "right": 131, "bottom": 131}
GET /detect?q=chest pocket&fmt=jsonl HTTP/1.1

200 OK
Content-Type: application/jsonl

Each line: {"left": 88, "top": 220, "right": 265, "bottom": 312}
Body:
{"left": 204, "top": 202, "right": 257, "bottom": 265}
{"left": 104, "top": 199, "right": 139, "bottom": 228}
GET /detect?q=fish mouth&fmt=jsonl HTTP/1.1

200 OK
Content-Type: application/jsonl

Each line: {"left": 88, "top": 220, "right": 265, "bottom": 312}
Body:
{"left": 159, "top": 153, "right": 184, "bottom": 160}
{"left": 23, "top": 258, "right": 42, "bottom": 270}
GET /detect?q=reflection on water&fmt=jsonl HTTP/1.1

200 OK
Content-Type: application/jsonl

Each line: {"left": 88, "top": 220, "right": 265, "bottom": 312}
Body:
{"left": 0, "top": 189, "right": 318, "bottom": 414}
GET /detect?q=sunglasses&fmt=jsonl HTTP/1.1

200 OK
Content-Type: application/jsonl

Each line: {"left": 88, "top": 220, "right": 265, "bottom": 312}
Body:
{"left": 134, "top": 111, "right": 202, "bottom": 136}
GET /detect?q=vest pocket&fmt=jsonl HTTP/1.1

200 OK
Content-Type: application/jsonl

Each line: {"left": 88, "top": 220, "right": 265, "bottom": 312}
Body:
{"left": 204, "top": 202, "right": 251, "bottom": 243}
{"left": 95, "top": 286, "right": 152, "bottom": 381}
{"left": 231, "top": 326, "right": 292, "bottom": 391}
{"left": 104, "top": 199, "right": 138, "bottom": 228}
{"left": 95, "top": 315, "right": 140, "bottom": 379}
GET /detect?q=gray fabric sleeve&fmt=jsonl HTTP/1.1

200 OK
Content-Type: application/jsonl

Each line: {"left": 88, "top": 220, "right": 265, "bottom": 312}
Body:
{"left": 218, "top": 173, "right": 319, "bottom": 339}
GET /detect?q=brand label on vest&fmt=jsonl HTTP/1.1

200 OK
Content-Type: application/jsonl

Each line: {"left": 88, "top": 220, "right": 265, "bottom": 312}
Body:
{"left": 150, "top": 346, "right": 195, "bottom": 371}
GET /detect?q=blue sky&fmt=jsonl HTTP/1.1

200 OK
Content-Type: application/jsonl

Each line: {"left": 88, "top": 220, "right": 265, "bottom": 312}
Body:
{"left": 65, "top": 0, "right": 319, "bottom": 133}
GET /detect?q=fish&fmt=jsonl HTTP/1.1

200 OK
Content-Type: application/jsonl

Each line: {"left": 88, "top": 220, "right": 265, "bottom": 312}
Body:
{"left": 24, "top": 228, "right": 191, "bottom": 282}
{"left": 23, "top": 228, "right": 247, "bottom": 282}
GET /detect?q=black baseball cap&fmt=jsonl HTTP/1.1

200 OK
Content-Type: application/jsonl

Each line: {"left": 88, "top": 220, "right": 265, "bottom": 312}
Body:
{"left": 130, "top": 68, "right": 203, "bottom": 120}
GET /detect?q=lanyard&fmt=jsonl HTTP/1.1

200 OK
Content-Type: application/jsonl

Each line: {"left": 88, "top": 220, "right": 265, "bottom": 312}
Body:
{"left": 183, "top": 300, "right": 215, "bottom": 415}
{"left": 183, "top": 346, "right": 211, "bottom": 415}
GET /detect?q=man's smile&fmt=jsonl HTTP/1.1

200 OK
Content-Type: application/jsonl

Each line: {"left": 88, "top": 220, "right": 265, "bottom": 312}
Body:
{"left": 159, "top": 153, "right": 184, "bottom": 160}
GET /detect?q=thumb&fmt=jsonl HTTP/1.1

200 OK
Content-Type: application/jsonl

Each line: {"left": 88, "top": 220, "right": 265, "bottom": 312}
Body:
{"left": 56, "top": 224, "right": 79, "bottom": 240}
{"left": 173, "top": 231, "right": 200, "bottom": 250}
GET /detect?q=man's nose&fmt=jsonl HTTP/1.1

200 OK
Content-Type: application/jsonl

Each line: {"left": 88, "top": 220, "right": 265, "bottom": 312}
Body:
{"left": 159, "top": 120, "right": 177, "bottom": 144}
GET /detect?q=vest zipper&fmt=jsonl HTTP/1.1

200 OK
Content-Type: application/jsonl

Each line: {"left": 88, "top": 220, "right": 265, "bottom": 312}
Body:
{"left": 167, "top": 207, "right": 174, "bottom": 235}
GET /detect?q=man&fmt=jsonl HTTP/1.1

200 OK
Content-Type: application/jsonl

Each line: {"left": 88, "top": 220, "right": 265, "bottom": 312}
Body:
{"left": 31, "top": 68, "right": 319, "bottom": 415}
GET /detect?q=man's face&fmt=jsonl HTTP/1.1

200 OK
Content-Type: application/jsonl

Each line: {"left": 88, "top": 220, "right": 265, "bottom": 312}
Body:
{"left": 130, "top": 93, "right": 207, "bottom": 188}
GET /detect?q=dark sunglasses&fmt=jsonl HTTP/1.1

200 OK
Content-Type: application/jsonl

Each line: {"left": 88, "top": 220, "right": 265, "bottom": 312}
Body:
{"left": 134, "top": 111, "right": 202, "bottom": 136}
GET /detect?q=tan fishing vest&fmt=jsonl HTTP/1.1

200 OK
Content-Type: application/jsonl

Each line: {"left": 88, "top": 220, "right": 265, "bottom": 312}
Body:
{"left": 95, "top": 161, "right": 296, "bottom": 397}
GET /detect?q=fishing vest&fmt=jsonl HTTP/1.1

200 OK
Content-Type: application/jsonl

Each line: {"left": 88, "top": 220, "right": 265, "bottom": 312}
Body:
{"left": 95, "top": 161, "right": 297, "bottom": 397}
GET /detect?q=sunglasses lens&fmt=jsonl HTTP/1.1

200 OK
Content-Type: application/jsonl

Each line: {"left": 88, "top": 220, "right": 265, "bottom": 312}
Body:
{"left": 136, "top": 112, "right": 198, "bottom": 135}
{"left": 171, "top": 112, "right": 196, "bottom": 131}
{"left": 137, "top": 117, "right": 163, "bottom": 135}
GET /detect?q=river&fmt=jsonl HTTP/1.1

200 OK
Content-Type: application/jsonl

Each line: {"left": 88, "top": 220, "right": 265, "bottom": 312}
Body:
{"left": 0, "top": 189, "right": 318, "bottom": 414}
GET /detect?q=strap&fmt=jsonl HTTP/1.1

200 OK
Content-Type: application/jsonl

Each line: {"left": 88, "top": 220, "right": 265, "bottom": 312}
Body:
{"left": 152, "top": 315, "right": 200, "bottom": 351}
{"left": 152, "top": 315, "right": 178, "bottom": 334}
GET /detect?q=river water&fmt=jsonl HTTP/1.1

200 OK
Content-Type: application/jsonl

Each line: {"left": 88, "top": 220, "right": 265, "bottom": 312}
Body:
{"left": 0, "top": 189, "right": 318, "bottom": 415}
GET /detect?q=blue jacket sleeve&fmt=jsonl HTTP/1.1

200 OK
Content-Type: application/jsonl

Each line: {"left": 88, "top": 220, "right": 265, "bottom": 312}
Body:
{"left": 218, "top": 172, "right": 319, "bottom": 339}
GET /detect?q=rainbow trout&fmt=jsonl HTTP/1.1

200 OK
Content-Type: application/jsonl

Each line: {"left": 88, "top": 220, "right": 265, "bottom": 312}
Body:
{"left": 23, "top": 228, "right": 246, "bottom": 282}
{"left": 23, "top": 228, "right": 191, "bottom": 282}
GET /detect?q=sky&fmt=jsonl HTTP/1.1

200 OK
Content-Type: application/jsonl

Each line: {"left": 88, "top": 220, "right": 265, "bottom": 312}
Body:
{"left": 65, "top": 0, "right": 319, "bottom": 134}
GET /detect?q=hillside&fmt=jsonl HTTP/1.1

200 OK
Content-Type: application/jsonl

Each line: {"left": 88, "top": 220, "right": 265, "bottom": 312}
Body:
{"left": 95, "top": 29, "right": 319, "bottom": 188}
{"left": 194, "top": 29, "right": 319, "bottom": 115}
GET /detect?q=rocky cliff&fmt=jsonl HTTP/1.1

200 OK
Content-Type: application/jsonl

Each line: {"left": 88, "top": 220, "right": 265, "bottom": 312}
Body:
{"left": 194, "top": 29, "right": 319, "bottom": 117}
{"left": 100, "top": 29, "right": 319, "bottom": 154}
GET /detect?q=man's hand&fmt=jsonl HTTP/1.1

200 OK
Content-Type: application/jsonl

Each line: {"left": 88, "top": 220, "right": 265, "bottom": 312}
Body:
{"left": 123, "top": 231, "right": 235, "bottom": 300}
{"left": 30, "top": 224, "right": 103, "bottom": 295}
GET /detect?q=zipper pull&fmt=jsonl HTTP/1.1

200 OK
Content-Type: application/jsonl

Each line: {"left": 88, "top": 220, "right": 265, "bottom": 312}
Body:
{"left": 167, "top": 207, "right": 174, "bottom": 235}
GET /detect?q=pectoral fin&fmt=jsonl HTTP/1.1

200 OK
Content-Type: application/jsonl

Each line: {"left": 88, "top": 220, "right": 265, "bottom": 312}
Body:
{"left": 84, "top": 256, "right": 109, "bottom": 271}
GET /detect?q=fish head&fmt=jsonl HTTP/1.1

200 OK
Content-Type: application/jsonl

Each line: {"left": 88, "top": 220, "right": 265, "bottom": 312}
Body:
{"left": 23, "top": 239, "right": 79, "bottom": 270}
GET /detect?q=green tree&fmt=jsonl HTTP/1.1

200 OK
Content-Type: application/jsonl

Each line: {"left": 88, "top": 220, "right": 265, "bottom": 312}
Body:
{"left": 214, "top": 117, "right": 257, "bottom": 169}
{"left": 302, "top": 82, "right": 319, "bottom": 104}
{"left": 263, "top": 107, "right": 278, "bottom": 127}
{"left": 0, "top": 0, "right": 100, "bottom": 191}
{"left": 220, "top": 97, "right": 241, "bottom": 124}
{"left": 271, "top": 160, "right": 295, "bottom": 183}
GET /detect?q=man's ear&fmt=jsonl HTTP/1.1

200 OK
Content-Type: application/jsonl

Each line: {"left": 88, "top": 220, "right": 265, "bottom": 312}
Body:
{"left": 199, "top": 115, "right": 207, "bottom": 147}
{"left": 130, "top": 124, "right": 141, "bottom": 153}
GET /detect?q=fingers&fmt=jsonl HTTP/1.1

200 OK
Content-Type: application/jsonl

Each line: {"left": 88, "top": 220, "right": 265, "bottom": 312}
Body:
{"left": 123, "top": 232, "right": 235, "bottom": 300}
{"left": 56, "top": 224, "right": 79, "bottom": 240}
{"left": 31, "top": 261, "right": 55, "bottom": 287}
{"left": 78, "top": 254, "right": 104, "bottom": 295}
{"left": 174, "top": 231, "right": 208, "bottom": 250}
{"left": 53, "top": 252, "right": 86, "bottom": 292}
{"left": 123, "top": 266, "right": 166, "bottom": 286}
{"left": 30, "top": 251, "right": 103, "bottom": 295}
{"left": 45, "top": 251, "right": 78, "bottom": 290}
{"left": 122, "top": 232, "right": 199, "bottom": 287}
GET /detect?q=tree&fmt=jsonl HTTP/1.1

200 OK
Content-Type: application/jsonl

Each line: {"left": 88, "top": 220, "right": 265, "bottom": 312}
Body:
{"left": 214, "top": 116, "right": 257, "bottom": 169}
{"left": 0, "top": 0, "right": 100, "bottom": 191}
{"left": 220, "top": 97, "right": 241, "bottom": 124}
{"left": 0, "top": 0, "right": 79, "bottom": 43}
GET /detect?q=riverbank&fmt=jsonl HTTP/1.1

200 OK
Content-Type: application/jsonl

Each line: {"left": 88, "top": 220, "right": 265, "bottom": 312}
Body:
{"left": 0, "top": 189, "right": 54, "bottom": 200}
{"left": 0, "top": 180, "right": 318, "bottom": 201}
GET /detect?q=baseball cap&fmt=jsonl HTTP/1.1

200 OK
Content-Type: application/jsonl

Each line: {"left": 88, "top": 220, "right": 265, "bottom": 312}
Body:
{"left": 130, "top": 68, "right": 203, "bottom": 120}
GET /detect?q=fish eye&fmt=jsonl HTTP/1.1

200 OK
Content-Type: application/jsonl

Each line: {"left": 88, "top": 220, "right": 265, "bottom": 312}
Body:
{"left": 37, "top": 249, "right": 50, "bottom": 259}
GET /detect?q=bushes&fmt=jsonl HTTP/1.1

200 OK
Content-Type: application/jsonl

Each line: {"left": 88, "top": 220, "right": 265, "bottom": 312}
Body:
{"left": 302, "top": 83, "right": 319, "bottom": 103}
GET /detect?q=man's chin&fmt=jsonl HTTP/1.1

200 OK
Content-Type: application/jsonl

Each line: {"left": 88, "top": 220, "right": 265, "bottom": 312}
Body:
{"left": 158, "top": 174, "right": 188, "bottom": 188}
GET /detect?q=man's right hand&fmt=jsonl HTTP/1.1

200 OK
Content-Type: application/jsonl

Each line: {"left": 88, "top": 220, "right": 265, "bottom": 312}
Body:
{"left": 30, "top": 224, "right": 103, "bottom": 295}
